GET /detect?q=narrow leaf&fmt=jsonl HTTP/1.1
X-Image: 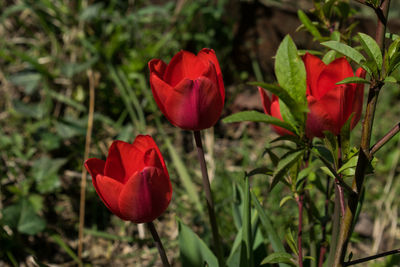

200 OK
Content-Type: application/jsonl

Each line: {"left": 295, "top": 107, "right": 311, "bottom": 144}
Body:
{"left": 297, "top": 10, "right": 322, "bottom": 39}
{"left": 222, "top": 111, "right": 295, "bottom": 133}
{"left": 242, "top": 176, "right": 253, "bottom": 267}
{"left": 270, "top": 150, "right": 304, "bottom": 191}
{"left": 251, "top": 192, "right": 290, "bottom": 267}
{"left": 178, "top": 219, "right": 219, "bottom": 267}
{"left": 261, "top": 252, "right": 296, "bottom": 266}
{"left": 336, "top": 77, "right": 370, "bottom": 85}
{"left": 358, "top": 32, "right": 382, "bottom": 74}
{"left": 321, "top": 41, "right": 370, "bottom": 74}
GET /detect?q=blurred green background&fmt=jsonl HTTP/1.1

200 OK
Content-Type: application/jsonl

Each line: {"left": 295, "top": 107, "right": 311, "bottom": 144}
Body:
{"left": 1, "top": 0, "right": 400, "bottom": 266}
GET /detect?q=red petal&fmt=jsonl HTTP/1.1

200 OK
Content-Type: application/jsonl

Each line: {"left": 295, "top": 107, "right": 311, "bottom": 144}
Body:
{"left": 316, "top": 57, "right": 353, "bottom": 100}
{"left": 164, "top": 50, "right": 208, "bottom": 87}
{"left": 95, "top": 175, "right": 125, "bottom": 219}
{"left": 119, "top": 167, "right": 172, "bottom": 223}
{"left": 306, "top": 95, "right": 337, "bottom": 138}
{"left": 148, "top": 59, "right": 167, "bottom": 79}
{"left": 350, "top": 68, "right": 366, "bottom": 129}
{"left": 198, "top": 48, "right": 225, "bottom": 102}
{"left": 104, "top": 140, "right": 145, "bottom": 184}
{"left": 132, "top": 135, "right": 169, "bottom": 179}
{"left": 163, "top": 76, "right": 223, "bottom": 130}
{"left": 258, "top": 87, "right": 272, "bottom": 115}
{"left": 303, "top": 53, "right": 325, "bottom": 96}
{"left": 85, "top": 158, "right": 105, "bottom": 180}
{"left": 149, "top": 72, "right": 174, "bottom": 118}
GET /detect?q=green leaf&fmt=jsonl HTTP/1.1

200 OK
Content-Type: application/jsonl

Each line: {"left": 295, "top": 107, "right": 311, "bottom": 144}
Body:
{"left": 178, "top": 219, "right": 219, "bottom": 267}
{"left": 321, "top": 41, "right": 370, "bottom": 74}
{"left": 336, "top": 77, "right": 370, "bottom": 85}
{"left": 260, "top": 252, "right": 296, "bottom": 266}
{"left": 322, "top": 50, "right": 337, "bottom": 64}
{"left": 275, "top": 35, "right": 307, "bottom": 108}
{"left": 222, "top": 111, "right": 295, "bottom": 133}
{"left": 285, "top": 229, "right": 298, "bottom": 255}
{"left": 270, "top": 150, "right": 304, "bottom": 191}
{"left": 3, "top": 199, "right": 46, "bottom": 235}
{"left": 358, "top": 33, "right": 382, "bottom": 75}
{"left": 251, "top": 192, "right": 290, "bottom": 267}
{"left": 8, "top": 72, "right": 42, "bottom": 95}
{"left": 297, "top": 10, "right": 322, "bottom": 39}
{"left": 247, "top": 167, "right": 273, "bottom": 177}
{"left": 280, "top": 196, "right": 295, "bottom": 207}
{"left": 50, "top": 235, "right": 82, "bottom": 265}
{"left": 242, "top": 176, "right": 253, "bottom": 267}
{"left": 31, "top": 156, "right": 67, "bottom": 193}
{"left": 384, "top": 76, "right": 397, "bottom": 83}
{"left": 340, "top": 114, "right": 354, "bottom": 161}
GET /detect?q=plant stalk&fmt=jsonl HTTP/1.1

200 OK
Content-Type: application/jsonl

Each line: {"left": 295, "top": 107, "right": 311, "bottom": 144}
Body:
{"left": 333, "top": 1, "right": 391, "bottom": 266}
{"left": 193, "top": 131, "right": 224, "bottom": 266}
{"left": 147, "top": 222, "right": 171, "bottom": 267}
{"left": 78, "top": 70, "right": 98, "bottom": 262}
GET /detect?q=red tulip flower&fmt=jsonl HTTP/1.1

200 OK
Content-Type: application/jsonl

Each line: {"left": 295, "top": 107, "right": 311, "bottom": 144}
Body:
{"left": 258, "top": 87, "right": 294, "bottom": 136}
{"left": 304, "top": 53, "right": 365, "bottom": 138}
{"left": 148, "top": 48, "right": 225, "bottom": 131}
{"left": 84, "top": 135, "right": 172, "bottom": 223}
{"left": 259, "top": 53, "right": 365, "bottom": 138}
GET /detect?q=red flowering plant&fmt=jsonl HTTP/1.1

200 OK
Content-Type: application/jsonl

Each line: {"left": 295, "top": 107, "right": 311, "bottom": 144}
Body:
{"left": 78, "top": 1, "right": 399, "bottom": 267}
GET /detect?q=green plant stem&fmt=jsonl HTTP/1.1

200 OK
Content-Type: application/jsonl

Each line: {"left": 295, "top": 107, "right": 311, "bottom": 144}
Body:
{"left": 146, "top": 222, "right": 171, "bottom": 267}
{"left": 333, "top": 1, "right": 391, "bottom": 266}
{"left": 193, "top": 131, "right": 224, "bottom": 266}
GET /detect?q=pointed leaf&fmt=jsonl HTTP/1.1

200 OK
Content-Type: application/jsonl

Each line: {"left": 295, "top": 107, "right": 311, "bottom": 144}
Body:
{"left": 223, "top": 111, "right": 295, "bottom": 133}
{"left": 270, "top": 150, "right": 304, "bottom": 191}
{"left": 275, "top": 35, "right": 307, "bottom": 107}
{"left": 178, "top": 219, "right": 219, "bottom": 267}
{"left": 321, "top": 41, "right": 371, "bottom": 74}
{"left": 261, "top": 252, "right": 296, "bottom": 266}
{"left": 358, "top": 32, "right": 382, "bottom": 75}
{"left": 297, "top": 10, "right": 322, "bottom": 39}
{"left": 336, "top": 77, "right": 370, "bottom": 85}
{"left": 251, "top": 192, "right": 290, "bottom": 267}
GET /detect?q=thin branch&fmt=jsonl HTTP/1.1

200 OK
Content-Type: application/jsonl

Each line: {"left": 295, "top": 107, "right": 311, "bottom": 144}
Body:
{"left": 344, "top": 248, "right": 400, "bottom": 266}
{"left": 370, "top": 122, "right": 400, "bottom": 156}
{"left": 78, "top": 70, "right": 98, "bottom": 262}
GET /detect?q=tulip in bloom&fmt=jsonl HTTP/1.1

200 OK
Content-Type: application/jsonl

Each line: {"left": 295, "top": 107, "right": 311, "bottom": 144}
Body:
{"left": 84, "top": 135, "right": 172, "bottom": 223}
{"left": 148, "top": 48, "right": 225, "bottom": 131}
{"left": 259, "top": 53, "right": 365, "bottom": 138}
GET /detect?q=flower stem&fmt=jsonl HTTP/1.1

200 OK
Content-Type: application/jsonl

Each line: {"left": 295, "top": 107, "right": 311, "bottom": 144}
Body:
{"left": 193, "top": 130, "right": 224, "bottom": 266}
{"left": 370, "top": 122, "right": 400, "bottom": 156}
{"left": 333, "top": 1, "right": 391, "bottom": 266}
{"left": 146, "top": 222, "right": 171, "bottom": 267}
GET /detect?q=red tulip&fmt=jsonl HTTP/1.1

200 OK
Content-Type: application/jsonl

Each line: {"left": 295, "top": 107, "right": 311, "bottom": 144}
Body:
{"left": 258, "top": 53, "right": 365, "bottom": 138}
{"left": 304, "top": 53, "right": 365, "bottom": 138}
{"left": 148, "top": 48, "right": 225, "bottom": 131}
{"left": 84, "top": 135, "right": 172, "bottom": 223}
{"left": 258, "top": 86, "right": 293, "bottom": 136}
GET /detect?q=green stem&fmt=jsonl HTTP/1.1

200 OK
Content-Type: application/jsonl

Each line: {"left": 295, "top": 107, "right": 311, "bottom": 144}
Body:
{"left": 193, "top": 131, "right": 225, "bottom": 266}
{"left": 333, "top": 1, "right": 391, "bottom": 266}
